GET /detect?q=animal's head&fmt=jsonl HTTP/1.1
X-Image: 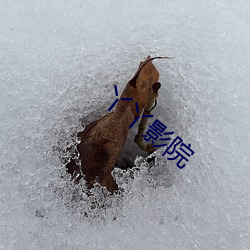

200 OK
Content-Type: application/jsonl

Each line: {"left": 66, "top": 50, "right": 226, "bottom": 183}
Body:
{"left": 128, "top": 56, "right": 170, "bottom": 113}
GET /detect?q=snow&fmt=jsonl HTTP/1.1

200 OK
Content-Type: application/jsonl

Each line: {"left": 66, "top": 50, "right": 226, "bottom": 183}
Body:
{"left": 0, "top": 0, "right": 250, "bottom": 249}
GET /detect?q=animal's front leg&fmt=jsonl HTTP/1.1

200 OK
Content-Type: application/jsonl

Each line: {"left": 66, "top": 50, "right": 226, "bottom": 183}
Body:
{"left": 134, "top": 82, "right": 161, "bottom": 153}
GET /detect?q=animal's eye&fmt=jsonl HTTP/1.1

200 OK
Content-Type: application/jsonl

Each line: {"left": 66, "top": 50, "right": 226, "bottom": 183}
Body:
{"left": 152, "top": 82, "right": 161, "bottom": 93}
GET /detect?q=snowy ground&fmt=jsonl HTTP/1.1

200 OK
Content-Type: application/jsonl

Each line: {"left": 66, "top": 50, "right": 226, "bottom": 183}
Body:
{"left": 0, "top": 0, "right": 250, "bottom": 249}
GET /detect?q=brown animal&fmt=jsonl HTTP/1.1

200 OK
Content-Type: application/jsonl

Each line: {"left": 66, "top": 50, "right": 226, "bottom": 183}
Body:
{"left": 66, "top": 56, "right": 169, "bottom": 193}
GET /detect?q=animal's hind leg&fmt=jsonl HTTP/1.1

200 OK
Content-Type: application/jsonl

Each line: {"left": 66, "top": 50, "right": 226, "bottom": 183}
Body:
{"left": 100, "top": 173, "right": 119, "bottom": 193}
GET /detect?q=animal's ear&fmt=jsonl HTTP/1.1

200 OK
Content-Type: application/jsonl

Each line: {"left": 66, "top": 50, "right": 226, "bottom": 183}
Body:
{"left": 139, "top": 55, "right": 150, "bottom": 67}
{"left": 129, "top": 56, "right": 152, "bottom": 88}
{"left": 128, "top": 56, "right": 172, "bottom": 88}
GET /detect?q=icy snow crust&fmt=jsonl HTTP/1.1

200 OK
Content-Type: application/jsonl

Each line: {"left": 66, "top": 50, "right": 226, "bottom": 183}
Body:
{"left": 0, "top": 0, "right": 250, "bottom": 249}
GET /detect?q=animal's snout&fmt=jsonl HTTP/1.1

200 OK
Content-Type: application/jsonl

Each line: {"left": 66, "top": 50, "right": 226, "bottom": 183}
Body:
{"left": 152, "top": 82, "right": 161, "bottom": 93}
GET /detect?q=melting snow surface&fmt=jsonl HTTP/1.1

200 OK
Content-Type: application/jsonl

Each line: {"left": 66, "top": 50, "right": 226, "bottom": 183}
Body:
{"left": 0, "top": 0, "right": 250, "bottom": 249}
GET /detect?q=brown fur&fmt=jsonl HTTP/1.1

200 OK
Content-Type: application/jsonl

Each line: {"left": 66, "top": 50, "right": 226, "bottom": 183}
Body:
{"left": 66, "top": 56, "right": 165, "bottom": 193}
